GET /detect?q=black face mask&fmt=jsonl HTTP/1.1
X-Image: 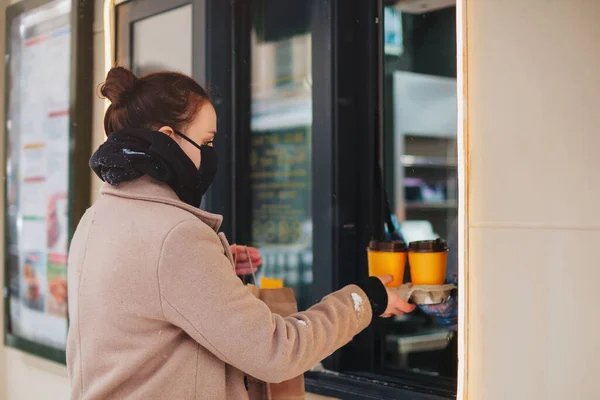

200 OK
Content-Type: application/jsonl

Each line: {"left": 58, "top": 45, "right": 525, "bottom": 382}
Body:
{"left": 173, "top": 129, "right": 218, "bottom": 200}
{"left": 89, "top": 128, "right": 218, "bottom": 208}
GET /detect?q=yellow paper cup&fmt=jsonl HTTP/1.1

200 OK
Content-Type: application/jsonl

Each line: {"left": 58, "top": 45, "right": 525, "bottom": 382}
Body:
{"left": 408, "top": 239, "right": 448, "bottom": 286}
{"left": 367, "top": 240, "right": 407, "bottom": 288}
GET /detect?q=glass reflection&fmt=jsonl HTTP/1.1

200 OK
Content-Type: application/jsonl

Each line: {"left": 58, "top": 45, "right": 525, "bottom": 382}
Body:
{"left": 382, "top": 2, "right": 458, "bottom": 377}
{"left": 249, "top": 4, "right": 313, "bottom": 310}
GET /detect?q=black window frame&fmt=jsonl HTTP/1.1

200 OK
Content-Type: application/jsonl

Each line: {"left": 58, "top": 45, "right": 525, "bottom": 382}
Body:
{"left": 115, "top": 0, "right": 206, "bottom": 79}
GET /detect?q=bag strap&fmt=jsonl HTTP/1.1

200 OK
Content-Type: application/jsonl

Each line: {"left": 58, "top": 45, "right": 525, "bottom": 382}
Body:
{"left": 235, "top": 245, "right": 258, "bottom": 286}
{"left": 246, "top": 245, "right": 258, "bottom": 285}
{"left": 232, "top": 246, "right": 237, "bottom": 273}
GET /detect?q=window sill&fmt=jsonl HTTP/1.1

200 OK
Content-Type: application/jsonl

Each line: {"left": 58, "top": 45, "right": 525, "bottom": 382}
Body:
{"left": 305, "top": 370, "right": 455, "bottom": 400}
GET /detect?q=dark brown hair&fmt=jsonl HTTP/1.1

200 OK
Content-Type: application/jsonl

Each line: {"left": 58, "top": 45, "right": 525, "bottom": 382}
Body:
{"left": 100, "top": 67, "right": 210, "bottom": 135}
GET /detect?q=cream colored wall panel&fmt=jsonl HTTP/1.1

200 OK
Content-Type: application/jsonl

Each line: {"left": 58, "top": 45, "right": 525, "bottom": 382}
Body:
{"left": 543, "top": 232, "right": 600, "bottom": 400}
{"left": 464, "top": 225, "right": 483, "bottom": 399}
{"left": 468, "top": 227, "right": 600, "bottom": 400}
{"left": 467, "top": 0, "right": 600, "bottom": 228}
{"left": 469, "top": 227, "right": 549, "bottom": 400}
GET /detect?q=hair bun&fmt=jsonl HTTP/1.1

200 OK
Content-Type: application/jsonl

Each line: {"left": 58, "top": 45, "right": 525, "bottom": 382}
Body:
{"left": 100, "top": 67, "right": 138, "bottom": 107}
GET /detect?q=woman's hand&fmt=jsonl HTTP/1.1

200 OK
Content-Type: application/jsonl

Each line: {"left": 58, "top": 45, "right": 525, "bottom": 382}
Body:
{"left": 377, "top": 275, "right": 417, "bottom": 318}
{"left": 231, "top": 245, "right": 262, "bottom": 276}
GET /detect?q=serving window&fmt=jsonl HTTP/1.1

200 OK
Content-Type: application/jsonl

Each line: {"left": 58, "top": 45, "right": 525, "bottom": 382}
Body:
{"left": 212, "top": 0, "right": 460, "bottom": 398}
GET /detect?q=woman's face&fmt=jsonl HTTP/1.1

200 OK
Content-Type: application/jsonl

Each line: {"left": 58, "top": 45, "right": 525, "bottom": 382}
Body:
{"left": 159, "top": 103, "right": 217, "bottom": 168}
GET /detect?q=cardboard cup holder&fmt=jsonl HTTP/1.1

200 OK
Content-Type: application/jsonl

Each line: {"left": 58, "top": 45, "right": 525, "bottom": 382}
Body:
{"left": 392, "top": 283, "right": 457, "bottom": 305}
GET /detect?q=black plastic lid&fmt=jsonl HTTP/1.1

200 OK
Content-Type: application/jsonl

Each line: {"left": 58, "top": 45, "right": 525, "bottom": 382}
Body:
{"left": 368, "top": 240, "right": 407, "bottom": 252}
{"left": 408, "top": 238, "right": 448, "bottom": 253}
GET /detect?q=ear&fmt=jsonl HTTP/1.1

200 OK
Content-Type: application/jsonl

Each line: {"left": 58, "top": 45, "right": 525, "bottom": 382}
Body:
{"left": 158, "top": 126, "right": 178, "bottom": 140}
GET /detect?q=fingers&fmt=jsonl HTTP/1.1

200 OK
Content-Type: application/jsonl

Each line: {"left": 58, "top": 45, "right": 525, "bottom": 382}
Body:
{"left": 392, "top": 306, "right": 413, "bottom": 315}
{"left": 231, "top": 245, "right": 261, "bottom": 258}
{"left": 393, "top": 299, "right": 416, "bottom": 313}
{"left": 235, "top": 255, "right": 263, "bottom": 267}
{"left": 231, "top": 245, "right": 263, "bottom": 266}
{"left": 236, "top": 251, "right": 262, "bottom": 262}
{"left": 388, "top": 294, "right": 416, "bottom": 313}
{"left": 380, "top": 305, "right": 414, "bottom": 318}
{"left": 232, "top": 245, "right": 260, "bottom": 253}
{"left": 234, "top": 259, "right": 260, "bottom": 274}
{"left": 380, "top": 291, "right": 417, "bottom": 317}
{"left": 235, "top": 259, "right": 260, "bottom": 269}
{"left": 377, "top": 275, "right": 394, "bottom": 286}
{"left": 235, "top": 265, "right": 258, "bottom": 276}
{"left": 380, "top": 308, "right": 413, "bottom": 318}
{"left": 232, "top": 245, "right": 261, "bottom": 276}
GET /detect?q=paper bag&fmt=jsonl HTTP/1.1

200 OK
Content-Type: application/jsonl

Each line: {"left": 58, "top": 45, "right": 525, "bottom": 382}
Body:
{"left": 246, "top": 284, "right": 306, "bottom": 400}
{"left": 237, "top": 247, "right": 306, "bottom": 400}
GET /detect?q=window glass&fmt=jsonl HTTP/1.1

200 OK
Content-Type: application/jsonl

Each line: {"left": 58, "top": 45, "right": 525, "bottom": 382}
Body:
{"left": 132, "top": 5, "right": 192, "bottom": 75}
{"left": 249, "top": 2, "right": 313, "bottom": 310}
{"left": 382, "top": 3, "right": 458, "bottom": 378}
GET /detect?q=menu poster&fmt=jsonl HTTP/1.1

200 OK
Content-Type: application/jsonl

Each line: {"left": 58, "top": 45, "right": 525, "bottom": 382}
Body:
{"left": 5, "top": 0, "right": 72, "bottom": 352}
{"left": 249, "top": 127, "right": 312, "bottom": 247}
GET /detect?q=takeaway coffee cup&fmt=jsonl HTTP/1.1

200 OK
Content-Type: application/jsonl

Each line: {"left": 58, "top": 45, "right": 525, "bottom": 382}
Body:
{"left": 408, "top": 239, "right": 448, "bottom": 286}
{"left": 367, "top": 240, "right": 407, "bottom": 288}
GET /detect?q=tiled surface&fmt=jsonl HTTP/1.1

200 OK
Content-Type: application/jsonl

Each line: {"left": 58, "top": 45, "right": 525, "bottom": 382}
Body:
{"left": 468, "top": 227, "right": 600, "bottom": 400}
{"left": 467, "top": 0, "right": 600, "bottom": 228}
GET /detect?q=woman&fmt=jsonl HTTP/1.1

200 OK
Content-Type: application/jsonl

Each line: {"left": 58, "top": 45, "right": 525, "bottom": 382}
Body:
{"left": 66, "top": 67, "right": 415, "bottom": 400}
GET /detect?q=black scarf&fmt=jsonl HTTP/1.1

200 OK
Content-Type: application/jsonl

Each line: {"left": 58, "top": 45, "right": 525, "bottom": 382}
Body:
{"left": 90, "top": 128, "right": 204, "bottom": 207}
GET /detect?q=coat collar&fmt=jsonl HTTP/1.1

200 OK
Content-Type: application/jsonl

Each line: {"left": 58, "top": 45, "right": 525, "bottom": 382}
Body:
{"left": 100, "top": 175, "right": 223, "bottom": 232}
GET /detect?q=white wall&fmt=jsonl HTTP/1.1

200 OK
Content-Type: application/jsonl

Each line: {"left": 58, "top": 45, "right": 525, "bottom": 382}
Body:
{"left": 466, "top": 0, "right": 600, "bottom": 399}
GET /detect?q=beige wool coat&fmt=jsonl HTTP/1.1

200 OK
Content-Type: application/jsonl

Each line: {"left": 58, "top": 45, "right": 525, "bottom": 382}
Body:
{"left": 66, "top": 176, "right": 374, "bottom": 399}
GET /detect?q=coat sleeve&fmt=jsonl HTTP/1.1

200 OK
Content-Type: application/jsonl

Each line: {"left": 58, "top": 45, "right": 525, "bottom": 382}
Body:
{"left": 158, "top": 220, "right": 372, "bottom": 383}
